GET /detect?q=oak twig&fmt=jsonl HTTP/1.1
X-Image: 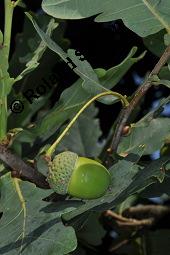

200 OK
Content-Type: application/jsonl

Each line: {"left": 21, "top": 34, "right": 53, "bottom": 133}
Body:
{"left": 103, "top": 205, "right": 170, "bottom": 253}
{"left": 103, "top": 210, "right": 154, "bottom": 228}
{"left": 0, "top": 144, "right": 50, "bottom": 189}
{"left": 109, "top": 45, "right": 170, "bottom": 153}
{"left": 104, "top": 205, "right": 170, "bottom": 229}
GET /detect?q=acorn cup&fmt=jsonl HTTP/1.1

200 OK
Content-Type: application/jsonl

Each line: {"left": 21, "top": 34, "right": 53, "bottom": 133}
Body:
{"left": 47, "top": 151, "right": 111, "bottom": 199}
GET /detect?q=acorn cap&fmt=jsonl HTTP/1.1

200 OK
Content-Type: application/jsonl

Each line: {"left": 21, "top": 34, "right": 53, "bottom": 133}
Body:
{"left": 47, "top": 151, "right": 78, "bottom": 194}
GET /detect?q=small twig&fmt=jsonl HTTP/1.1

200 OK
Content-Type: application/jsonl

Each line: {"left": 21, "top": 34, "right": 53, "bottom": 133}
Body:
{"left": 109, "top": 229, "right": 146, "bottom": 253}
{"left": 104, "top": 210, "right": 154, "bottom": 228}
{"left": 108, "top": 45, "right": 170, "bottom": 153}
{"left": 104, "top": 205, "right": 170, "bottom": 253}
{"left": 109, "top": 238, "right": 129, "bottom": 253}
{"left": 123, "top": 205, "right": 170, "bottom": 229}
{"left": 103, "top": 205, "right": 170, "bottom": 230}
{"left": 0, "top": 144, "right": 50, "bottom": 189}
{"left": 116, "top": 219, "right": 153, "bottom": 227}
{"left": 104, "top": 210, "right": 134, "bottom": 222}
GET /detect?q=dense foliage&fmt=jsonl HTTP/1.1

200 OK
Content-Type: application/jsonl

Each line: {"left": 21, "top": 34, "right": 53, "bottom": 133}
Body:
{"left": 0, "top": 0, "right": 170, "bottom": 254}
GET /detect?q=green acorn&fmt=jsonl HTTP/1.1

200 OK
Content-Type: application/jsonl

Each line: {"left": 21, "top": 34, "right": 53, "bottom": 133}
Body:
{"left": 47, "top": 151, "right": 111, "bottom": 199}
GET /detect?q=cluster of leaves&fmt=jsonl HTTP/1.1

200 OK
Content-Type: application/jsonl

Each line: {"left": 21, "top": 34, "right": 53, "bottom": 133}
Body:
{"left": 0, "top": 0, "right": 170, "bottom": 254}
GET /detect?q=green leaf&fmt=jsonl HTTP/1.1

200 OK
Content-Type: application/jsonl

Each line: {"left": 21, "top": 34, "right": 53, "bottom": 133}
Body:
{"left": 32, "top": 79, "right": 90, "bottom": 140}
{"left": 154, "top": 79, "right": 170, "bottom": 88}
{"left": 25, "top": 13, "right": 68, "bottom": 63}
{"left": 159, "top": 66, "right": 170, "bottom": 80}
{"left": 164, "top": 33, "right": 170, "bottom": 46}
{"left": 35, "top": 155, "right": 49, "bottom": 176}
{"left": 62, "top": 145, "right": 145, "bottom": 220}
{"left": 18, "top": 48, "right": 144, "bottom": 141}
{"left": 68, "top": 48, "right": 145, "bottom": 103}
{"left": 67, "top": 49, "right": 116, "bottom": 105}
{"left": 118, "top": 101, "right": 170, "bottom": 155}
{"left": 32, "top": 45, "right": 144, "bottom": 138}
{"left": 95, "top": 47, "right": 146, "bottom": 87}
{"left": 117, "top": 194, "right": 138, "bottom": 214}
{"left": 26, "top": 13, "right": 116, "bottom": 105}
{"left": 13, "top": 129, "right": 37, "bottom": 145}
{"left": 17, "top": 1, "right": 26, "bottom": 8}
{"left": 27, "top": 14, "right": 145, "bottom": 104}
{"left": 123, "top": 156, "right": 168, "bottom": 194}
{"left": 57, "top": 105, "right": 103, "bottom": 157}
{"left": 0, "top": 173, "right": 77, "bottom": 255}
{"left": 118, "top": 118, "right": 170, "bottom": 154}
{"left": 118, "top": 118, "right": 170, "bottom": 155}
{"left": 8, "top": 14, "right": 68, "bottom": 130}
{"left": 25, "top": 45, "right": 141, "bottom": 140}
{"left": 143, "top": 29, "right": 166, "bottom": 57}
{"left": 141, "top": 175, "right": 170, "bottom": 198}
{"left": 77, "top": 212, "right": 106, "bottom": 246}
{"left": 42, "top": 0, "right": 170, "bottom": 37}
{"left": 15, "top": 14, "right": 145, "bottom": 142}
{"left": 14, "top": 17, "right": 58, "bottom": 83}
{"left": 94, "top": 68, "right": 106, "bottom": 78}
{"left": 10, "top": 13, "right": 57, "bottom": 76}
{"left": 141, "top": 95, "right": 170, "bottom": 120}
{"left": 64, "top": 148, "right": 167, "bottom": 221}
{"left": 8, "top": 80, "right": 56, "bottom": 129}
{"left": 99, "top": 47, "right": 146, "bottom": 88}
